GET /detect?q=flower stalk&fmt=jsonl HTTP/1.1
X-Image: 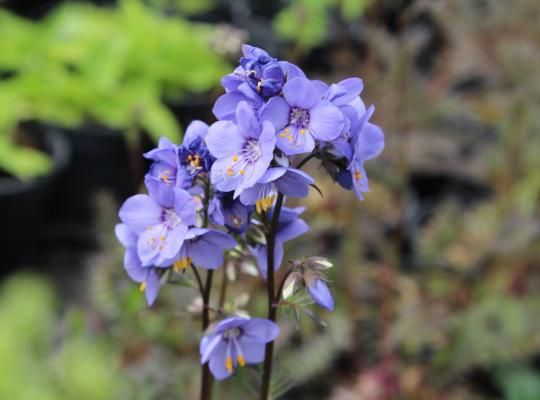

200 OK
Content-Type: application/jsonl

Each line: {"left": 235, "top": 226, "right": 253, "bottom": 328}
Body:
{"left": 259, "top": 192, "right": 284, "bottom": 400}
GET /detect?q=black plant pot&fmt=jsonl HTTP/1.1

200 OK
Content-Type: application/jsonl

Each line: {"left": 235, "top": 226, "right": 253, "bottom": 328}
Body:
{"left": 45, "top": 124, "right": 140, "bottom": 228}
{"left": 0, "top": 126, "right": 71, "bottom": 267}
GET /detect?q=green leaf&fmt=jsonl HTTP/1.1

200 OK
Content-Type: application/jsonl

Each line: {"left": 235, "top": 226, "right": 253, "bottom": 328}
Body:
{"left": 0, "top": 136, "right": 53, "bottom": 179}
{"left": 140, "top": 98, "right": 182, "bottom": 144}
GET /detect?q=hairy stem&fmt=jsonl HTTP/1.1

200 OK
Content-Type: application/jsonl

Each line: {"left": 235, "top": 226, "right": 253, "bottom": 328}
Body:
{"left": 259, "top": 193, "right": 284, "bottom": 400}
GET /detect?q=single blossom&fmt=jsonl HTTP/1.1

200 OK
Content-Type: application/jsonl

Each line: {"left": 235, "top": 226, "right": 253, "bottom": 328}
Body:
{"left": 177, "top": 120, "right": 214, "bottom": 187}
{"left": 239, "top": 167, "right": 314, "bottom": 213}
{"left": 206, "top": 101, "right": 276, "bottom": 197}
{"left": 143, "top": 138, "right": 181, "bottom": 205}
{"left": 200, "top": 317, "right": 280, "bottom": 380}
{"left": 118, "top": 186, "right": 196, "bottom": 266}
{"left": 347, "top": 119, "right": 385, "bottom": 200}
{"left": 115, "top": 224, "right": 161, "bottom": 306}
{"left": 304, "top": 271, "right": 334, "bottom": 311}
{"left": 252, "top": 207, "right": 309, "bottom": 276}
{"left": 259, "top": 76, "right": 345, "bottom": 155}
{"left": 209, "top": 191, "right": 251, "bottom": 234}
{"left": 163, "top": 228, "right": 237, "bottom": 271}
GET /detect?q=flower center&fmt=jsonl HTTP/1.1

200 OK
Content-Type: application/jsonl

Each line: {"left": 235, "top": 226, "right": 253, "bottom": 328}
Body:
{"left": 289, "top": 107, "right": 309, "bottom": 129}
{"left": 163, "top": 209, "right": 182, "bottom": 228}
{"left": 240, "top": 139, "right": 262, "bottom": 164}
{"left": 223, "top": 327, "right": 242, "bottom": 339}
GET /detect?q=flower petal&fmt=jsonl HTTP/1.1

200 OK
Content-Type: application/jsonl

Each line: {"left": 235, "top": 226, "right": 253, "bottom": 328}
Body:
{"left": 200, "top": 334, "right": 222, "bottom": 364}
{"left": 354, "top": 122, "right": 385, "bottom": 161}
{"left": 275, "top": 169, "right": 313, "bottom": 197}
{"left": 205, "top": 121, "right": 245, "bottom": 158}
{"left": 242, "top": 318, "right": 280, "bottom": 343}
{"left": 283, "top": 77, "right": 321, "bottom": 109}
{"left": 144, "top": 268, "right": 161, "bottom": 307}
{"left": 119, "top": 194, "right": 162, "bottom": 233}
{"left": 307, "top": 279, "right": 334, "bottom": 311}
{"left": 259, "top": 96, "right": 290, "bottom": 132}
{"left": 308, "top": 101, "right": 344, "bottom": 141}
{"left": 115, "top": 223, "right": 137, "bottom": 248}
{"left": 208, "top": 341, "right": 233, "bottom": 380}
{"left": 276, "top": 125, "right": 315, "bottom": 156}
{"left": 235, "top": 101, "right": 260, "bottom": 139}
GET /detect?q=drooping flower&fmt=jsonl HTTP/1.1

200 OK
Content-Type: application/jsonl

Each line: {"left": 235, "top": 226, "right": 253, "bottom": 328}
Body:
{"left": 143, "top": 138, "right": 181, "bottom": 204}
{"left": 206, "top": 101, "right": 276, "bottom": 197}
{"left": 209, "top": 191, "right": 251, "bottom": 234}
{"left": 200, "top": 317, "right": 280, "bottom": 380}
{"left": 115, "top": 223, "right": 162, "bottom": 306}
{"left": 239, "top": 167, "right": 314, "bottom": 213}
{"left": 177, "top": 121, "right": 215, "bottom": 187}
{"left": 304, "top": 272, "right": 334, "bottom": 311}
{"left": 259, "top": 76, "right": 345, "bottom": 155}
{"left": 118, "top": 187, "right": 196, "bottom": 266}
{"left": 164, "top": 228, "right": 237, "bottom": 271}
{"left": 347, "top": 119, "right": 385, "bottom": 200}
{"left": 252, "top": 207, "right": 309, "bottom": 276}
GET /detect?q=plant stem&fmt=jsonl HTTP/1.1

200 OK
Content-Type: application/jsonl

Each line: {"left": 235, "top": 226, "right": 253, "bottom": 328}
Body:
{"left": 200, "top": 177, "right": 214, "bottom": 400}
{"left": 296, "top": 152, "right": 317, "bottom": 170}
{"left": 259, "top": 192, "right": 284, "bottom": 400}
{"left": 218, "top": 263, "right": 228, "bottom": 310}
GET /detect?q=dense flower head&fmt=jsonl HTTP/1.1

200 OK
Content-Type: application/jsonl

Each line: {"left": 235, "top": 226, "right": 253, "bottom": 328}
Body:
{"left": 200, "top": 317, "right": 279, "bottom": 380}
{"left": 207, "top": 43, "right": 384, "bottom": 203}
{"left": 116, "top": 42, "right": 385, "bottom": 340}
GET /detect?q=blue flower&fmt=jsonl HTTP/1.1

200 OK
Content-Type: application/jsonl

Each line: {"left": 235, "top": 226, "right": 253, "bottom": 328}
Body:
{"left": 119, "top": 186, "right": 197, "bottom": 266}
{"left": 305, "top": 272, "right": 334, "bottom": 311}
{"left": 164, "top": 228, "right": 237, "bottom": 271}
{"left": 115, "top": 224, "right": 162, "bottom": 306}
{"left": 239, "top": 167, "right": 314, "bottom": 213}
{"left": 209, "top": 191, "right": 251, "bottom": 234}
{"left": 177, "top": 120, "right": 215, "bottom": 187}
{"left": 206, "top": 101, "right": 276, "bottom": 197}
{"left": 200, "top": 317, "right": 280, "bottom": 380}
{"left": 259, "top": 76, "right": 345, "bottom": 155}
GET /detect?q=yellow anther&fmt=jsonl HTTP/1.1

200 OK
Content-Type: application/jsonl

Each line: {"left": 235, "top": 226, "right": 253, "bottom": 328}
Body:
{"left": 239, "top": 169, "right": 245, "bottom": 175}
{"left": 147, "top": 226, "right": 152, "bottom": 230}
{"left": 280, "top": 132, "right": 286, "bottom": 138}
{"left": 287, "top": 135, "right": 293, "bottom": 142}
{"left": 187, "top": 155, "right": 193, "bottom": 161}
{"left": 159, "top": 245, "right": 164, "bottom": 251}
{"left": 225, "top": 356, "right": 234, "bottom": 373}
{"left": 232, "top": 154, "right": 238, "bottom": 162}
{"left": 139, "top": 282, "right": 146, "bottom": 292}
{"left": 160, "top": 235, "right": 166, "bottom": 241}
{"left": 227, "top": 169, "right": 234, "bottom": 176}
{"left": 256, "top": 200, "right": 262, "bottom": 214}
{"left": 299, "top": 129, "right": 306, "bottom": 134}
{"left": 173, "top": 260, "right": 183, "bottom": 273}
{"left": 257, "top": 80, "right": 263, "bottom": 93}
{"left": 237, "top": 355, "right": 245, "bottom": 367}
{"left": 354, "top": 170, "right": 362, "bottom": 181}
{"left": 285, "top": 128, "right": 290, "bottom": 133}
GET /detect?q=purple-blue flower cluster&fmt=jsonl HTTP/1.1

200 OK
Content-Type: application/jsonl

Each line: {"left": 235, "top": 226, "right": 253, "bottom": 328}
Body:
{"left": 116, "top": 44, "right": 385, "bottom": 382}
{"left": 211, "top": 44, "right": 384, "bottom": 203}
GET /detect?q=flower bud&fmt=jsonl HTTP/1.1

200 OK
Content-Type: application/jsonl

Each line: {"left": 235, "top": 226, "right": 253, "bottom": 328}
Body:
{"left": 282, "top": 272, "right": 302, "bottom": 299}
{"left": 306, "top": 256, "right": 333, "bottom": 270}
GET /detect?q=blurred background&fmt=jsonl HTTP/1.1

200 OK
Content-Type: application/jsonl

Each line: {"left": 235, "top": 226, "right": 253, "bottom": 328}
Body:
{"left": 1, "top": 0, "right": 539, "bottom": 399}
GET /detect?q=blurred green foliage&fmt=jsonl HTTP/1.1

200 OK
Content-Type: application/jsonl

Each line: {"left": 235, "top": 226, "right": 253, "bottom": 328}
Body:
{"left": 274, "top": 0, "right": 374, "bottom": 51}
{"left": 0, "top": 274, "right": 129, "bottom": 399}
{"left": 0, "top": 0, "right": 228, "bottom": 179}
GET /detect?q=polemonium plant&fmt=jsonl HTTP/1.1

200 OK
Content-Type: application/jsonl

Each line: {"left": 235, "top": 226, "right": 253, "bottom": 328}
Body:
{"left": 116, "top": 44, "right": 384, "bottom": 400}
